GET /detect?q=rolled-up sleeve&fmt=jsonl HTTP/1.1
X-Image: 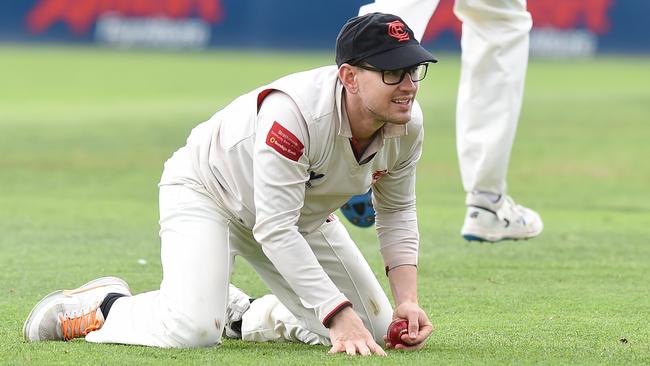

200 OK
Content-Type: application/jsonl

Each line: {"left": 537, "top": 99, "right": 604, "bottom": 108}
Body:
{"left": 252, "top": 91, "right": 350, "bottom": 325}
{"left": 372, "top": 127, "right": 423, "bottom": 271}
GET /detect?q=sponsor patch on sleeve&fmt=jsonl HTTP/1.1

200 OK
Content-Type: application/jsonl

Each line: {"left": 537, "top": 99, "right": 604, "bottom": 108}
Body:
{"left": 266, "top": 121, "right": 305, "bottom": 162}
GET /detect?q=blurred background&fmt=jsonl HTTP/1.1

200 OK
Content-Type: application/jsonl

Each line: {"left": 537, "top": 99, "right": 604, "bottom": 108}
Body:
{"left": 2, "top": 0, "right": 649, "bottom": 55}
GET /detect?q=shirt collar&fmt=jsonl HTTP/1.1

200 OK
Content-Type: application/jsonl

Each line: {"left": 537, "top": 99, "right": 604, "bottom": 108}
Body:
{"left": 335, "top": 80, "right": 408, "bottom": 139}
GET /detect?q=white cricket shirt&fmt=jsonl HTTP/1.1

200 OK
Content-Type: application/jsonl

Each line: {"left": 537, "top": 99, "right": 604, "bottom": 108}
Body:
{"left": 160, "top": 65, "right": 422, "bottom": 325}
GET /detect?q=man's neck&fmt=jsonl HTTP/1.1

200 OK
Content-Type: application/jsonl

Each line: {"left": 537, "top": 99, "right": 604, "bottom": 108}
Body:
{"left": 343, "top": 91, "right": 385, "bottom": 144}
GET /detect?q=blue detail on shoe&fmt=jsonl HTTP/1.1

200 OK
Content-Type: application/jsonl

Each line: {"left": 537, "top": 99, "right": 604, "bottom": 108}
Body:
{"left": 462, "top": 234, "right": 486, "bottom": 242}
{"left": 341, "top": 190, "right": 375, "bottom": 228}
{"left": 463, "top": 234, "right": 524, "bottom": 243}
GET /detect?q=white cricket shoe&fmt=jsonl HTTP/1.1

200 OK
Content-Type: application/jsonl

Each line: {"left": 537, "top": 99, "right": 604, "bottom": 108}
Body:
{"left": 461, "top": 193, "right": 543, "bottom": 242}
{"left": 224, "top": 284, "right": 252, "bottom": 339}
{"left": 23, "top": 277, "right": 131, "bottom": 342}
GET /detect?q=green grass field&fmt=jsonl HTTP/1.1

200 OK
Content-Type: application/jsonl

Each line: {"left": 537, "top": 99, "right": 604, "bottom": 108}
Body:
{"left": 1, "top": 45, "right": 649, "bottom": 365}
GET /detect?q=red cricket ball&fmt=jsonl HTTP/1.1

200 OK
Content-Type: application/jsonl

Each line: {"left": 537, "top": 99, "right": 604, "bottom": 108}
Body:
{"left": 386, "top": 318, "right": 409, "bottom": 346}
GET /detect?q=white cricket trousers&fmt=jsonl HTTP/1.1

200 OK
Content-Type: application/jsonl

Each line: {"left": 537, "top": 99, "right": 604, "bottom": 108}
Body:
{"left": 361, "top": 0, "right": 532, "bottom": 194}
{"left": 85, "top": 183, "right": 392, "bottom": 347}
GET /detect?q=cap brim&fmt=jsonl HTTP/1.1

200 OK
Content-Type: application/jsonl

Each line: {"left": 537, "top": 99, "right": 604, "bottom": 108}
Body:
{"left": 365, "top": 43, "right": 437, "bottom": 70}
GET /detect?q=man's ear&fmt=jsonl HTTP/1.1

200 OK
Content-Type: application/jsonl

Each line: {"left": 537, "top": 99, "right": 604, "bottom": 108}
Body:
{"left": 338, "top": 64, "right": 359, "bottom": 94}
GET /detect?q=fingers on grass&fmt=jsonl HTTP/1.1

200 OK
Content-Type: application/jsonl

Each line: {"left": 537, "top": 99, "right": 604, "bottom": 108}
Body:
{"left": 329, "top": 340, "right": 386, "bottom": 356}
{"left": 345, "top": 342, "right": 356, "bottom": 355}
{"left": 328, "top": 343, "right": 345, "bottom": 354}
{"left": 370, "top": 342, "right": 387, "bottom": 356}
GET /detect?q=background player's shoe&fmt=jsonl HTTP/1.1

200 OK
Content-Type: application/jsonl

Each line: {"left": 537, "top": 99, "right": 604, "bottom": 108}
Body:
{"left": 340, "top": 189, "right": 375, "bottom": 228}
{"left": 23, "top": 277, "right": 131, "bottom": 341}
{"left": 461, "top": 193, "right": 543, "bottom": 242}
{"left": 224, "top": 284, "right": 252, "bottom": 339}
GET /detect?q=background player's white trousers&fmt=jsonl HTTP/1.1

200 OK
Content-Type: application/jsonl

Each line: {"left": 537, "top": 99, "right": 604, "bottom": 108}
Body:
{"left": 361, "top": 0, "right": 532, "bottom": 194}
{"left": 86, "top": 183, "right": 392, "bottom": 348}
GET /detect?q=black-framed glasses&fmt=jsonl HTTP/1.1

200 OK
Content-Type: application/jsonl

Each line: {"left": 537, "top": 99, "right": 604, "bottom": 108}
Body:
{"left": 356, "top": 63, "right": 429, "bottom": 85}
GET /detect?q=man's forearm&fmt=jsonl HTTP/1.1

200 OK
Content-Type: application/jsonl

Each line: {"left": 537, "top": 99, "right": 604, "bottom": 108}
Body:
{"left": 387, "top": 264, "right": 418, "bottom": 305}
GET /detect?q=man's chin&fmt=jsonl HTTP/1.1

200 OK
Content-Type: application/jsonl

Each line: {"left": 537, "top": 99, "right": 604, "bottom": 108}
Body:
{"left": 387, "top": 113, "right": 412, "bottom": 125}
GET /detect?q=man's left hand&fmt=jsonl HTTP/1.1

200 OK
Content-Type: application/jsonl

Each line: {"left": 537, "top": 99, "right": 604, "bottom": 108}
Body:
{"left": 383, "top": 302, "right": 433, "bottom": 350}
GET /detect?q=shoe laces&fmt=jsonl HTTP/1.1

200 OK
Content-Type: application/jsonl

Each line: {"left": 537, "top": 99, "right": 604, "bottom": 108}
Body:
{"left": 496, "top": 196, "right": 527, "bottom": 226}
{"left": 59, "top": 307, "right": 103, "bottom": 341}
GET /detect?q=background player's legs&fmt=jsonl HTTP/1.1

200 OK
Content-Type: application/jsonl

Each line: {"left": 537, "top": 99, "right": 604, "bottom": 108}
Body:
{"left": 358, "top": 0, "right": 439, "bottom": 41}
{"left": 454, "top": 0, "right": 531, "bottom": 195}
{"left": 454, "top": 0, "right": 542, "bottom": 241}
{"left": 86, "top": 184, "right": 232, "bottom": 347}
{"left": 230, "top": 217, "right": 393, "bottom": 345}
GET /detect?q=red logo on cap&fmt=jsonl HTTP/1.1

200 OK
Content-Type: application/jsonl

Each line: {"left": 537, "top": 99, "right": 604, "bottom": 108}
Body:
{"left": 387, "top": 20, "right": 409, "bottom": 42}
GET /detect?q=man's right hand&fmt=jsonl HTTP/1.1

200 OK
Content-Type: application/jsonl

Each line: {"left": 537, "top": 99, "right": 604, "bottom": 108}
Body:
{"left": 327, "top": 306, "right": 386, "bottom": 356}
